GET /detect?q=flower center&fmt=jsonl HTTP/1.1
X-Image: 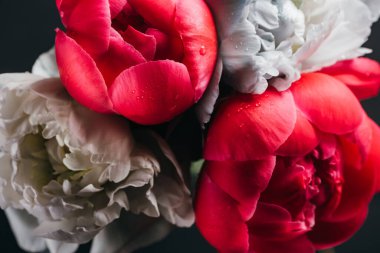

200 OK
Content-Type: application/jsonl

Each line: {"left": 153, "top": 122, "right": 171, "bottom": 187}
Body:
{"left": 111, "top": 3, "right": 184, "bottom": 62}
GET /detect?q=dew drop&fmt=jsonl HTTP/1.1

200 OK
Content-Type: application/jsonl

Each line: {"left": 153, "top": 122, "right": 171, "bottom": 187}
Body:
{"left": 199, "top": 46, "right": 206, "bottom": 55}
{"left": 255, "top": 102, "right": 261, "bottom": 107}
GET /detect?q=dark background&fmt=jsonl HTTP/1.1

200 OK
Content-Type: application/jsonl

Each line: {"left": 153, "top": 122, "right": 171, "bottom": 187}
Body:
{"left": 0, "top": 0, "right": 379, "bottom": 252}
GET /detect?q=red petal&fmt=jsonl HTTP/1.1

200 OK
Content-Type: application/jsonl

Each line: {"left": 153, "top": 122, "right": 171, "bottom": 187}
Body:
{"left": 206, "top": 158, "right": 276, "bottom": 221}
{"left": 248, "top": 202, "right": 309, "bottom": 240}
{"left": 195, "top": 173, "right": 249, "bottom": 252}
{"left": 204, "top": 89, "right": 297, "bottom": 161}
{"left": 145, "top": 28, "right": 184, "bottom": 61}
{"left": 57, "top": 0, "right": 111, "bottom": 56}
{"left": 320, "top": 58, "right": 380, "bottom": 100}
{"left": 55, "top": 31, "right": 113, "bottom": 113}
{"left": 291, "top": 73, "right": 364, "bottom": 135}
{"left": 128, "top": 0, "right": 176, "bottom": 32}
{"left": 329, "top": 141, "right": 375, "bottom": 221}
{"left": 109, "top": 0, "right": 127, "bottom": 18}
{"left": 175, "top": 0, "right": 218, "bottom": 101}
{"left": 250, "top": 235, "right": 315, "bottom": 253}
{"left": 277, "top": 110, "right": 319, "bottom": 156}
{"left": 122, "top": 26, "right": 156, "bottom": 61}
{"left": 367, "top": 120, "right": 380, "bottom": 192}
{"left": 308, "top": 208, "right": 368, "bottom": 250}
{"left": 96, "top": 30, "right": 146, "bottom": 85}
{"left": 109, "top": 60, "right": 194, "bottom": 125}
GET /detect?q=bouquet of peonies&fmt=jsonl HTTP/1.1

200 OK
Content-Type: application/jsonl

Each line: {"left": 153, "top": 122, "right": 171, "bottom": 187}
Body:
{"left": 1, "top": 0, "right": 380, "bottom": 252}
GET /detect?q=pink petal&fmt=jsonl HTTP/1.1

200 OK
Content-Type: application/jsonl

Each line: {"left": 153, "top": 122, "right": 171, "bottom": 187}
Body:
{"left": 175, "top": 0, "right": 218, "bottom": 101}
{"left": 109, "top": 0, "right": 127, "bottom": 18}
{"left": 308, "top": 208, "right": 368, "bottom": 250}
{"left": 250, "top": 235, "right": 315, "bottom": 253}
{"left": 248, "top": 202, "right": 308, "bottom": 240}
{"left": 195, "top": 173, "right": 249, "bottom": 252}
{"left": 109, "top": 60, "right": 194, "bottom": 125}
{"left": 96, "top": 30, "right": 146, "bottom": 85}
{"left": 128, "top": 0, "right": 176, "bottom": 32}
{"left": 291, "top": 73, "right": 364, "bottom": 135}
{"left": 320, "top": 58, "right": 380, "bottom": 100}
{"left": 55, "top": 31, "right": 113, "bottom": 113}
{"left": 206, "top": 158, "right": 276, "bottom": 221}
{"left": 330, "top": 144, "right": 375, "bottom": 222}
{"left": 366, "top": 120, "right": 380, "bottom": 192}
{"left": 204, "top": 89, "right": 297, "bottom": 161}
{"left": 277, "top": 111, "right": 319, "bottom": 157}
{"left": 57, "top": 0, "right": 111, "bottom": 56}
{"left": 145, "top": 28, "right": 184, "bottom": 61}
{"left": 122, "top": 26, "right": 156, "bottom": 61}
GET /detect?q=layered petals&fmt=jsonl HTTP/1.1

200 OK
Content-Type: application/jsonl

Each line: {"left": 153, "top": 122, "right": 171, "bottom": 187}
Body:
{"left": 320, "top": 58, "right": 380, "bottom": 100}
{"left": 195, "top": 172, "right": 249, "bottom": 252}
{"left": 205, "top": 89, "right": 296, "bottom": 160}
{"left": 56, "top": 0, "right": 217, "bottom": 124}
{"left": 291, "top": 73, "right": 364, "bottom": 134}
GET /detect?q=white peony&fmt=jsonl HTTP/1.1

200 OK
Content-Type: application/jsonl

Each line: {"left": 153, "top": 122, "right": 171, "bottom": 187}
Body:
{"left": 0, "top": 72, "right": 193, "bottom": 253}
{"left": 206, "top": 0, "right": 379, "bottom": 94}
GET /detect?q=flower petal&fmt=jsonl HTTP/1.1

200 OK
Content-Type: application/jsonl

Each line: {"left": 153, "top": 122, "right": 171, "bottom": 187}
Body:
{"left": 90, "top": 213, "right": 172, "bottom": 253}
{"left": 57, "top": 0, "right": 111, "bottom": 56}
{"left": 5, "top": 208, "right": 46, "bottom": 252}
{"left": 109, "top": 0, "right": 127, "bottom": 18}
{"left": 308, "top": 208, "right": 368, "bottom": 250}
{"left": 32, "top": 48, "right": 59, "bottom": 78}
{"left": 320, "top": 58, "right": 380, "bottom": 100}
{"left": 291, "top": 73, "right": 364, "bottom": 135}
{"left": 277, "top": 110, "right": 319, "bottom": 156}
{"left": 122, "top": 26, "right": 156, "bottom": 61}
{"left": 55, "top": 31, "right": 113, "bottom": 113}
{"left": 45, "top": 239, "right": 79, "bottom": 253}
{"left": 195, "top": 173, "right": 249, "bottom": 252}
{"left": 110, "top": 60, "right": 194, "bottom": 125}
{"left": 204, "top": 89, "right": 296, "bottom": 160}
{"left": 250, "top": 235, "right": 315, "bottom": 253}
{"left": 205, "top": 158, "right": 276, "bottom": 221}
{"left": 175, "top": 0, "right": 218, "bottom": 101}
{"left": 95, "top": 31, "right": 146, "bottom": 85}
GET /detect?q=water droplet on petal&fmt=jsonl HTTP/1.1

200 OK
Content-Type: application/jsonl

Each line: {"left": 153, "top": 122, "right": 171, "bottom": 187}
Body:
{"left": 199, "top": 46, "right": 206, "bottom": 55}
{"left": 255, "top": 102, "right": 261, "bottom": 107}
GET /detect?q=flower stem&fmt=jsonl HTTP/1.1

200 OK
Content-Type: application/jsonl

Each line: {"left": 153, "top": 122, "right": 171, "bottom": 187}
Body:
{"left": 319, "top": 249, "right": 335, "bottom": 253}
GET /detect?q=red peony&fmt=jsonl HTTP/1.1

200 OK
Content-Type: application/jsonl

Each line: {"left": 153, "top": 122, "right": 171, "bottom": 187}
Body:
{"left": 55, "top": 0, "right": 217, "bottom": 124}
{"left": 195, "top": 58, "right": 380, "bottom": 253}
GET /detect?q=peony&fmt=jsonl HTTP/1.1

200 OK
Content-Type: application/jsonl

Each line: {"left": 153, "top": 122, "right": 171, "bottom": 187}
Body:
{"left": 206, "top": 0, "right": 379, "bottom": 94}
{"left": 0, "top": 73, "right": 194, "bottom": 253}
{"left": 55, "top": 0, "right": 217, "bottom": 125}
{"left": 195, "top": 58, "right": 380, "bottom": 252}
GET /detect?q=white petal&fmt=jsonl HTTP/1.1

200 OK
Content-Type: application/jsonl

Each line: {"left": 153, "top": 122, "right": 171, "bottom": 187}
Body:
{"left": 90, "top": 213, "right": 172, "bottom": 253}
{"left": 32, "top": 48, "right": 59, "bottom": 78}
{"left": 45, "top": 239, "right": 78, "bottom": 253}
{"left": 5, "top": 208, "right": 46, "bottom": 252}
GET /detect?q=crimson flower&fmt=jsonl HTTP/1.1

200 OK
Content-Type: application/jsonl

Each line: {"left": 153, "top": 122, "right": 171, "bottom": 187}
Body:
{"left": 195, "top": 58, "right": 380, "bottom": 253}
{"left": 55, "top": 0, "right": 217, "bottom": 124}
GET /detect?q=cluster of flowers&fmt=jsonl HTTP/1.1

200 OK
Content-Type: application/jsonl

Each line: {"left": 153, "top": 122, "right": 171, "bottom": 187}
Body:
{"left": 1, "top": 0, "right": 380, "bottom": 253}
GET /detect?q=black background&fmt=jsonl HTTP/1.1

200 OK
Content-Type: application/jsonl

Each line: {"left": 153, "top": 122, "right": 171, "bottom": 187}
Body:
{"left": 0, "top": 0, "right": 379, "bottom": 252}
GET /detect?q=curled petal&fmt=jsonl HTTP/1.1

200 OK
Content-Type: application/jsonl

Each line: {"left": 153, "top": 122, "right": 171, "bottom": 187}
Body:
{"left": 195, "top": 173, "right": 249, "bottom": 252}
{"left": 308, "top": 208, "right": 368, "bottom": 250}
{"left": 57, "top": 0, "right": 111, "bottom": 56}
{"left": 55, "top": 31, "right": 113, "bottom": 113}
{"left": 277, "top": 110, "right": 319, "bottom": 156}
{"left": 110, "top": 60, "right": 194, "bottom": 125}
{"left": 291, "top": 73, "right": 364, "bottom": 135}
{"left": 320, "top": 58, "right": 380, "bottom": 100}
{"left": 175, "top": 0, "right": 218, "bottom": 101}
{"left": 205, "top": 89, "right": 296, "bottom": 160}
{"left": 96, "top": 31, "right": 146, "bottom": 85}
{"left": 206, "top": 158, "right": 276, "bottom": 220}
